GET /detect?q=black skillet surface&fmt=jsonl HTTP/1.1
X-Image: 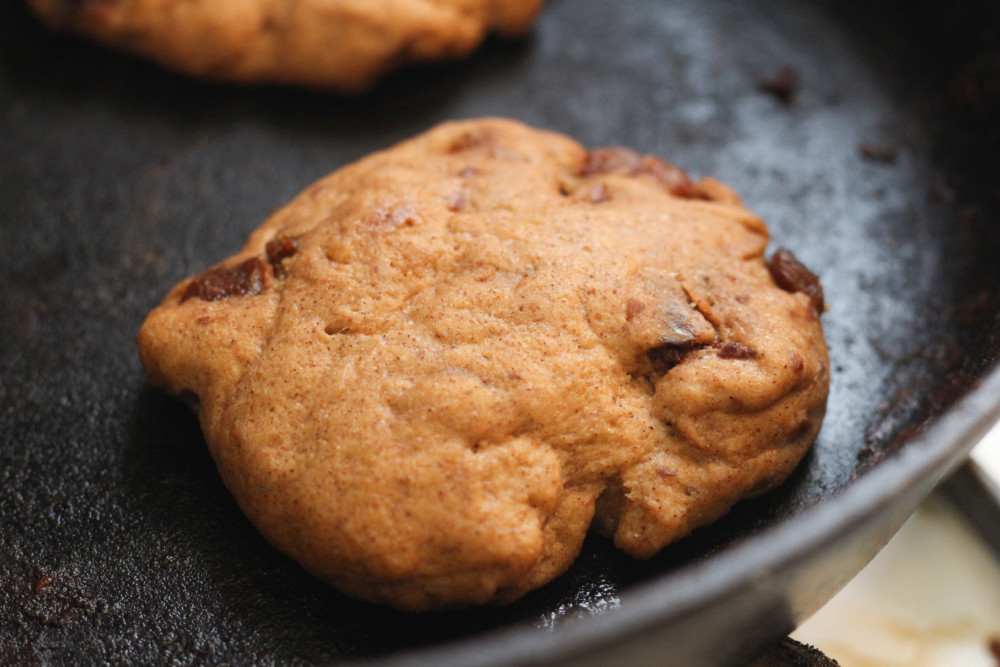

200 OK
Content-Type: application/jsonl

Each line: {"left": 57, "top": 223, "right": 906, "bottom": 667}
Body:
{"left": 3, "top": 0, "right": 1000, "bottom": 665}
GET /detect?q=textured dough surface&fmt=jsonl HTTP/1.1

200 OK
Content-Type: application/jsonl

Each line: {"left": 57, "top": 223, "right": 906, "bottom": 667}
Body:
{"left": 138, "top": 118, "right": 829, "bottom": 610}
{"left": 27, "top": 0, "right": 544, "bottom": 91}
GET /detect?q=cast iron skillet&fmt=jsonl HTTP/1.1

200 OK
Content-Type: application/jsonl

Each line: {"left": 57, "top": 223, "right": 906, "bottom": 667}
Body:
{"left": 2, "top": 0, "right": 999, "bottom": 664}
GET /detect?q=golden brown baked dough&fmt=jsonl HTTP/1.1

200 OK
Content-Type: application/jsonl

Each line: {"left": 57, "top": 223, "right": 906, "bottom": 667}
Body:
{"left": 27, "top": 0, "right": 544, "bottom": 91}
{"left": 138, "top": 118, "right": 829, "bottom": 610}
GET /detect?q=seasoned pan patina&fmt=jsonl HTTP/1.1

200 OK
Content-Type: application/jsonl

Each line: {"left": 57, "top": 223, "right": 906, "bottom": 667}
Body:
{"left": 1, "top": 0, "right": 999, "bottom": 664}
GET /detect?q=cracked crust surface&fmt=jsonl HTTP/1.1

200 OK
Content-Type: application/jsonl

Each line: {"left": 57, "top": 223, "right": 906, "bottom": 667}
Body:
{"left": 137, "top": 118, "right": 829, "bottom": 610}
{"left": 27, "top": 0, "right": 544, "bottom": 91}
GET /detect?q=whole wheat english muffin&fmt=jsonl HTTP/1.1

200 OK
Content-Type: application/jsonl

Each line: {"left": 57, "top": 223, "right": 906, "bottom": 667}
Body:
{"left": 138, "top": 118, "right": 829, "bottom": 610}
{"left": 27, "top": 0, "right": 544, "bottom": 91}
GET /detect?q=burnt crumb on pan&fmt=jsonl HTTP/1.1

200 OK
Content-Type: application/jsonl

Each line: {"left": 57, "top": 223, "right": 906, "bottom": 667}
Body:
{"left": 928, "top": 174, "right": 955, "bottom": 204}
{"left": 953, "top": 205, "right": 982, "bottom": 238}
{"left": 859, "top": 142, "right": 900, "bottom": 163}
{"left": 757, "top": 67, "right": 799, "bottom": 105}
{"left": 946, "top": 57, "right": 1000, "bottom": 111}
{"left": 767, "top": 248, "right": 824, "bottom": 314}
{"left": 939, "top": 289, "right": 992, "bottom": 328}
{"left": 34, "top": 573, "right": 53, "bottom": 595}
{"left": 957, "top": 206, "right": 980, "bottom": 225}
{"left": 19, "top": 563, "right": 107, "bottom": 629}
{"left": 182, "top": 257, "right": 266, "bottom": 303}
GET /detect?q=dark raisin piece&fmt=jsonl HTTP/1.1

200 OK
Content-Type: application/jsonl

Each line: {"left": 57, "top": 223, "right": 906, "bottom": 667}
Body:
{"left": 758, "top": 67, "right": 799, "bottom": 105}
{"left": 625, "top": 298, "right": 646, "bottom": 320}
{"left": 791, "top": 418, "right": 813, "bottom": 440}
{"left": 648, "top": 345, "right": 689, "bottom": 375}
{"left": 580, "top": 147, "right": 643, "bottom": 176}
{"left": 581, "top": 148, "right": 706, "bottom": 199}
{"left": 448, "top": 129, "right": 494, "bottom": 153}
{"left": 265, "top": 236, "right": 300, "bottom": 278}
{"left": 637, "top": 156, "right": 706, "bottom": 199}
{"left": 767, "top": 248, "right": 825, "bottom": 314}
{"left": 717, "top": 341, "right": 759, "bottom": 359}
{"left": 181, "top": 257, "right": 265, "bottom": 303}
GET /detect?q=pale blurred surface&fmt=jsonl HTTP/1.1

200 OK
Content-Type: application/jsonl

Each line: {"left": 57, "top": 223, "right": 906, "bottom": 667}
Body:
{"left": 793, "top": 423, "right": 1000, "bottom": 667}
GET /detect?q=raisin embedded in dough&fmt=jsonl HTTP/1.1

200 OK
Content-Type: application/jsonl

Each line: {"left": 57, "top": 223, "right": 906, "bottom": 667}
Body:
{"left": 138, "top": 118, "right": 829, "bottom": 610}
